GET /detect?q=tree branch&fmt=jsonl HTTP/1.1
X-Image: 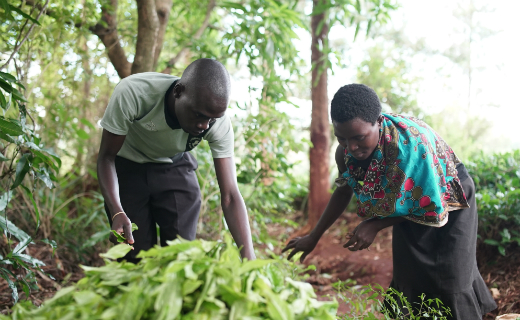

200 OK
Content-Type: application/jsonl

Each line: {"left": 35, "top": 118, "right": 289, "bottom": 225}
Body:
{"left": 90, "top": 0, "right": 131, "bottom": 78}
{"left": 132, "top": 0, "right": 160, "bottom": 74}
{"left": 161, "top": 0, "right": 216, "bottom": 74}
{"left": 153, "top": 0, "right": 173, "bottom": 70}
{"left": 0, "top": 0, "right": 50, "bottom": 71}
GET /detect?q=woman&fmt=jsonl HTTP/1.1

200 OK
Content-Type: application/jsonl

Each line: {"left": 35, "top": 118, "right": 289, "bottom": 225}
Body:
{"left": 283, "top": 84, "right": 496, "bottom": 319}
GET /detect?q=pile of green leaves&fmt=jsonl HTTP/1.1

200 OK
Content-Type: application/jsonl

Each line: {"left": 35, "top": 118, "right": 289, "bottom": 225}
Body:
{"left": 2, "top": 236, "right": 337, "bottom": 320}
{"left": 466, "top": 150, "right": 520, "bottom": 256}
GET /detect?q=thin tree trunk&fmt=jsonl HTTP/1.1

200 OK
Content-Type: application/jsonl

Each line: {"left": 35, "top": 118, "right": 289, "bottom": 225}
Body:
{"left": 153, "top": 0, "right": 173, "bottom": 70}
{"left": 306, "top": 0, "right": 330, "bottom": 231}
{"left": 132, "top": 0, "right": 160, "bottom": 74}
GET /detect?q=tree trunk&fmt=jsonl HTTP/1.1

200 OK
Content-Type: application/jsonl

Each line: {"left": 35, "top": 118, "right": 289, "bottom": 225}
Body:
{"left": 153, "top": 0, "right": 173, "bottom": 70}
{"left": 306, "top": 0, "right": 330, "bottom": 231}
{"left": 132, "top": 0, "right": 160, "bottom": 74}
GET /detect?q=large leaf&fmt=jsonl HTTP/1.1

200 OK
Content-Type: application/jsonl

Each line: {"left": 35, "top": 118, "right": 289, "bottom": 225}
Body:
{"left": 0, "top": 269, "right": 18, "bottom": 304}
{"left": 13, "top": 236, "right": 33, "bottom": 254}
{"left": 99, "top": 244, "right": 133, "bottom": 260}
{"left": 9, "top": 5, "right": 41, "bottom": 25}
{"left": 0, "top": 117, "right": 24, "bottom": 136}
{"left": 11, "top": 153, "right": 31, "bottom": 189}
{"left": 0, "top": 216, "right": 30, "bottom": 243}
{"left": 0, "top": 78, "right": 13, "bottom": 93}
{"left": 0, "top": 190, "right": 12, "bottom": 211}
{"left": 0, "top": 72, "right": 16, "bottom": 82}
{"left": 0, "top": 91, "right": 6, "bottom": 110}
{"left": 0, "top": 131, "right": 15, "bottom": 143}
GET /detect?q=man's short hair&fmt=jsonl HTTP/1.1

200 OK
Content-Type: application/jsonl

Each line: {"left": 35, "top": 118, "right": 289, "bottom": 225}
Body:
{"left": 180, "top": 58, "right": 231, "bottom": 100}
{"left": 330, "top": 84, "right": 382, "bottom": 124}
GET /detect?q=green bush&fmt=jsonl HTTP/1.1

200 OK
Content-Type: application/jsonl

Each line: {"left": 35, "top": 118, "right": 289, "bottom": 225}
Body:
{"left": 2, "top": 236, "right": 337, "bottom": 320}
{"left": 333, "top": 280, "right": 452, "bottom": 320}
{"left": 1, "top": 70, "right": 60, "bottom": 303}
{"left": 466, "top": 150, "right": 520, "bottom": 256}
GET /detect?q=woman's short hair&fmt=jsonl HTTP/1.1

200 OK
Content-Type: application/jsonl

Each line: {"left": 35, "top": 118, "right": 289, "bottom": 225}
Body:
{"left": 330, "top": 84, "right": 382, "bottom": 124}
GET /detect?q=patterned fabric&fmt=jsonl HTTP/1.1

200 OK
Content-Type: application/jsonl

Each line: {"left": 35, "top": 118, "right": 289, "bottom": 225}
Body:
{"left": 335, "top": 113, "right": 469, "bottom": 227}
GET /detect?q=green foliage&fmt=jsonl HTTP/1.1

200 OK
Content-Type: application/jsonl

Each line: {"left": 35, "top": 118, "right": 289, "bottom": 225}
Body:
{"left": 333, "top": 280, "right": 452, "bottom": 319}
{"left": 0, "top": 70, "right": 60, "bottom": 304}
{"left": 466, "top": 150, "right": 520, "bottom": 257}
{"left": 357, "top": 45, "right": 421, "bottom": 116}
{"left": 1, "top": 236, "right": 338, "bottom": 319}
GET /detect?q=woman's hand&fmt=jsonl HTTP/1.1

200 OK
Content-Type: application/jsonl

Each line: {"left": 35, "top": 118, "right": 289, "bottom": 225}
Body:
{"left": 282, "top": 234, "right": 319, "bottom": 263}
{"left": 344, "top": 218, "right": 380, "bottom": 251}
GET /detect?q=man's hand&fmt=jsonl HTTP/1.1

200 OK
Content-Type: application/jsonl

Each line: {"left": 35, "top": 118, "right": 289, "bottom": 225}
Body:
{"left": 282, "top": 234, "right": 319, "bottom": 263}
{"left": 109, "top": 213, "right": 135, "bottom": 246}
{"left": 344, "top": 218, "right": 380, "bottom": 251}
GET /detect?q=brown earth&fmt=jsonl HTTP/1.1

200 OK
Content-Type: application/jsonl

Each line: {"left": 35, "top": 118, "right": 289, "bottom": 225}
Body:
{"left": 301, "top": 213, "right": 393, "bottom": 315}
{"left": 274, "top": 212, "right": 518, "bottom": 319}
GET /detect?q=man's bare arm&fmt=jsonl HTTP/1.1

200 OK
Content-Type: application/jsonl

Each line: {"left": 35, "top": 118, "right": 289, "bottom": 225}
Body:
{"left": 97, "top": 129, "right": 134, "bottom": 244}
{"left": 213, "top": 157, "right": 255, "bottom": 260}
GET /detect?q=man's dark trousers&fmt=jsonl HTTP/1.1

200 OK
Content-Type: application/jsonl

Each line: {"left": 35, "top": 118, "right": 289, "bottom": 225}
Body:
{"left": 104, "top": 152, "right": 201, "bottom": 263}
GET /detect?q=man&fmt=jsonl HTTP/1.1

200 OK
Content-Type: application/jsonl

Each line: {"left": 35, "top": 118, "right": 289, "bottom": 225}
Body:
{"left": 97, "top": 58, "right": 255, "bottom": 262}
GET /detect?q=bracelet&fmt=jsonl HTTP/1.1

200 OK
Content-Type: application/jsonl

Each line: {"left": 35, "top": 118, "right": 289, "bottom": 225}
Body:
{"left": 112, "top": 211, "right": 125, "bottom": 219}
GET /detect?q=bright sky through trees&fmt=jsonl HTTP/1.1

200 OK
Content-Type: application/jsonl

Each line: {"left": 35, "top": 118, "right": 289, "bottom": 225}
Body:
{"left": 230, "top": 0, "right": 519, "bottom": 154}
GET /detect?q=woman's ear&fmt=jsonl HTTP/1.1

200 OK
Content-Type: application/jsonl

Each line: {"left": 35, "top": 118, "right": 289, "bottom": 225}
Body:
{"left": 377, "top": 115, "right": 383, "bottom": 129}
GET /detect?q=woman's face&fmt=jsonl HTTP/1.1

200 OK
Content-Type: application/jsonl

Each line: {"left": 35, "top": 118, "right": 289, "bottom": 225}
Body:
{"left": 333, "top": 117, "right": 381, "bottom": 161}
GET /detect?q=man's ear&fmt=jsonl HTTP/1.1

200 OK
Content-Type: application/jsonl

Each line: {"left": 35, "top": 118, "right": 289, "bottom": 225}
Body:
{"left": 173, "top": 83, "right": 185, "bottom": 98}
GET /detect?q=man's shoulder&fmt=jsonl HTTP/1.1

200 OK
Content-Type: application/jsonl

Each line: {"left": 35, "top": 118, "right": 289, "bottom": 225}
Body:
{"left": 115, "top": 73, "right": 180, "bottom": 96}
{"left": 211, "top": 113, "right": 232, "bottom": 131}
{"left": 123, "top": 72, "right": 180, "bottom": 83}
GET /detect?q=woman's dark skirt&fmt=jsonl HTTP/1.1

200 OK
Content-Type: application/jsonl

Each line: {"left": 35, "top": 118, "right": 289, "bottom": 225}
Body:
{"left": 389, "top": 164, "right": 497, "bottom": 319}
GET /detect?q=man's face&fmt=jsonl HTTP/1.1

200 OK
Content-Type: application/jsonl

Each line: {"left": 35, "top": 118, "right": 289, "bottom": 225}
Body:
{"left": 333, "top": 117, "right": 381, "bottom": 161}
{"left": 173, "top": 85, "right": 228, "bottom": 136}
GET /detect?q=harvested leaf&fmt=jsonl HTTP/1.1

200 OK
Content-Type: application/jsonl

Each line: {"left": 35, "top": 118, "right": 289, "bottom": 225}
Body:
{"left": 1, "top": 236, "right": 338, "bottom": 319}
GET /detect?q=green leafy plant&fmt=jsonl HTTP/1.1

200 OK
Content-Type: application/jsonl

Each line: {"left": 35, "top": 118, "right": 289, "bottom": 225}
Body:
{"left": 332, "top": 280, "right": 452, "bottom": 320}
{"left": 1, "top": 19, "right": 61, "bottom": 303}
{"left": 466, "top": 150, "right": 520, "bottom": 256}
{"left": 1, "top": 235, "right": 338, "bottom": 319}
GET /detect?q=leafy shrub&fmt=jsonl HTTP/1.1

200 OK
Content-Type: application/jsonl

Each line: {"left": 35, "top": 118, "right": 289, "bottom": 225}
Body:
{"left": 2, "top": 236, "right": 338, "bottom": 320}
{"left": 466, "top": 150, "right": 520, "bottom": 256}
{"left": 333, "top": 280, "right": 452, "bottom": 320}
{"left": 1, "top": 69, "right": 60, "bottom": 303}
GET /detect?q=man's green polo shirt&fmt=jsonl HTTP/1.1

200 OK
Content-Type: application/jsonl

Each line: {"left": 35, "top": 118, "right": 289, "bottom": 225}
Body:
{"left": 100, "top": 72, "right": 234, "bottom": 164}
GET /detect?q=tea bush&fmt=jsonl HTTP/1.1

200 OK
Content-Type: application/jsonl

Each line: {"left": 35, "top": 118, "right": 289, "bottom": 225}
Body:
{"left": 466, "top": 150, "right": 520, "bottom": 256}
{"left": 333, "top": 280, "right": 452, "bottom": 320}
{"left": 1, "top": 236, "right": 338, "bottom": 320}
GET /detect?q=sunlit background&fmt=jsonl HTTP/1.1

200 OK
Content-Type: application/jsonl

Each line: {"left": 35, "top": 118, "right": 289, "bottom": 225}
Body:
{"left": 230, "top": 0, "right": 520, "bottom": 165}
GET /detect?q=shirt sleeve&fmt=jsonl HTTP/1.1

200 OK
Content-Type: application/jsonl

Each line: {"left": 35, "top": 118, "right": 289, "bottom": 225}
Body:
{"left": 100, "top": 80, "right": 139, "bottom": 135}
{"left": 205, "top": 114, "right": 234, "bottom": 158}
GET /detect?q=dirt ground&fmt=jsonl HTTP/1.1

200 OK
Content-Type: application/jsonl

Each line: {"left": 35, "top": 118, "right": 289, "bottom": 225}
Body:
{"left": 1, "top": 212, "right": 519, "bottom": 319}
{"left": 301, "top": 213, "right": 394, "bottom": 315}
{"left": 274, "top": 212, "right": 519, "bottom": 319}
